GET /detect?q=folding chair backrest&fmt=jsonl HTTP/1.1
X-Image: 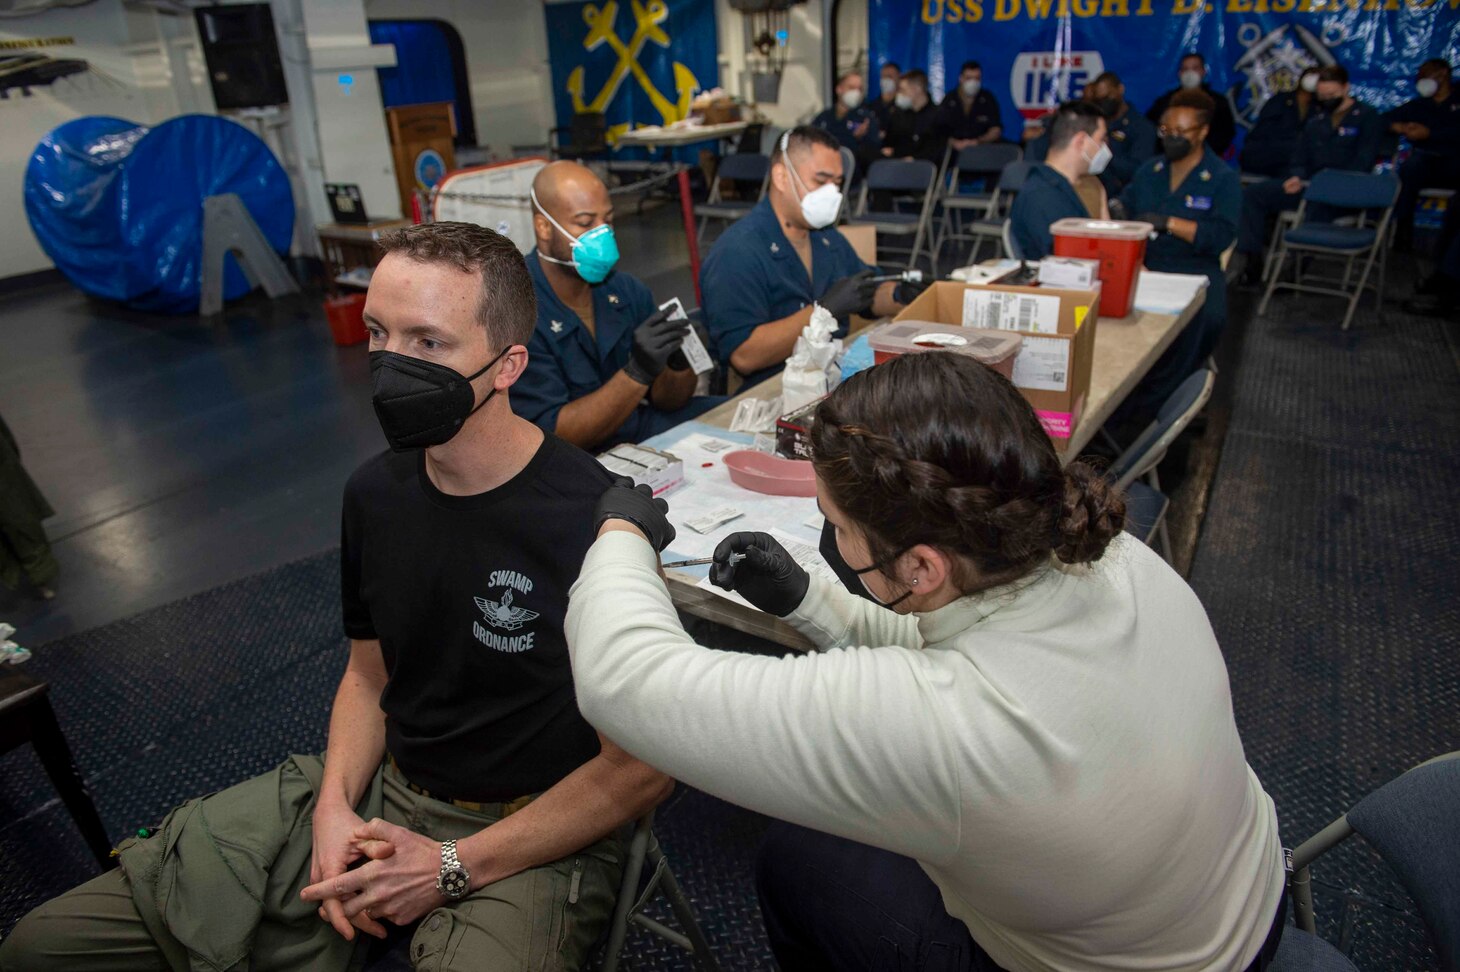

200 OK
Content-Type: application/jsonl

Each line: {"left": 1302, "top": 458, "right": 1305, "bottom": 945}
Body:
{"left": 1001, "top": 218, "right": 1021, "bottom": 260}
{"left": 865, "top": 158, "right": 937, "bottom": 194}
{"left": 1345, "top": 753, "right": 1460, "bottom": 970}
{"left": 1303, "top": 169, "right": 1399, "bottom": 211}
{"left": 956, "top": 143, "right": 1022, "bottom": 178}
{"left": 1109, "top": 368, "right": 1215, "bottom": 487}
{"left": 716, "top": 152, "right": 770, "bottom": 185}
{"left": 998, "top": 160, "right": 1033, "bottom": 194}
{"left": 839, "top": 145, "right": 857, "bottom": 196}
{"left": 571, "top": 112, "right": 607, "bottom": 151}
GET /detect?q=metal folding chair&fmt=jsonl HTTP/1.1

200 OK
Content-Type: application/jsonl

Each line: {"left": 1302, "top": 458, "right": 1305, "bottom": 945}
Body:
{"left": 694, "top": 153, "right": 770, "bottom": 245}
{"left": 600, "top": 810, "right": 721, "bottom": 972}
{"left": 1000, "top": 217, "right": 1020, "bottom": 261}
{"left": 1273, "top": 752, "right": 1460, "bottom": 972}
{"left": 1258, "top": 169, "right": 1400, "bottom": 331}
{"left": 1108, "top": 368, "right": 1215, "bottom": 562}
{"left": 962, "top": 161, "right": 1032, "bottom": 265}
{"left": 934, "top": 144, "right": 1023, "bottom": 262}
{"left": 837, "top": 145, "right": 857, "bottom": 221}
{"left": 847, "top": 158, "right": 940, "bottom": 270}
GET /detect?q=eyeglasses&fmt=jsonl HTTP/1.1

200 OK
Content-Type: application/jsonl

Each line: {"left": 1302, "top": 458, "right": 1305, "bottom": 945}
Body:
{"left": 1158, "top": 124, "right": 1205, "bottom": 138}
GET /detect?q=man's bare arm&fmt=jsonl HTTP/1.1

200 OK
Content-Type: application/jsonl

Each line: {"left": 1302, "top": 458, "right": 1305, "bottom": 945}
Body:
{"left": 554, "top": 373, "right": 652, "bottom": 449}
{"left": 650, "top": 366, "right": 697, "bottom": 411}
{"left": 728, "top": 305, "right": 817, "bottom": 375}
{"left": 456, "top": 734, "right": 673, "bottom": 887}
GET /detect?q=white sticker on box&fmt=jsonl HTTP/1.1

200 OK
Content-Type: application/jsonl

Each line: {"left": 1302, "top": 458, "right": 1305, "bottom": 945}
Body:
{"left": 660, "top": 297, "right": 715, "bottom": 376}
{"left": 961, "top": 290, "right": 1061, "bottom": 334}
{"left": 1011, "top": 336, "right": 1070, "bottom": 392}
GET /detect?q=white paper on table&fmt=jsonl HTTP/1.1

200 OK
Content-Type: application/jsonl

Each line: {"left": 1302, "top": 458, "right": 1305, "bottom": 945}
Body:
{"left": 659, "top": 435, "right": 820, "bottom": 562}
{"left": 694, "top": 528, "right": 837, "bottom": 611}
{"left": 1133, "top": 271, "right": 1208, "bottom": 315}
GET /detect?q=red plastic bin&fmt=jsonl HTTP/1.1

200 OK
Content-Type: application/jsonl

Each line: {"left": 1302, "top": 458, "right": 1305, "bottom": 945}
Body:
{"left": 324, "top": 293, "right": 368, "bottom": 346}
{"left": 1050, "top": 218, "right": 1152, "bottom": 318}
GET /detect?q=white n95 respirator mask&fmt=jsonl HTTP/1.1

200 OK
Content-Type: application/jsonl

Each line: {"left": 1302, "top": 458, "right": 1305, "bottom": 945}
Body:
{"left": 782, "top": 132, "right": 843, "bottom": 229}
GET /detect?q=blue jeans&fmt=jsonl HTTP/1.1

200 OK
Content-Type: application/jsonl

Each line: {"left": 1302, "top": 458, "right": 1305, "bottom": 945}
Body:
{"left": 755, "top": 821, "right": 1288, "bottom": 972}
{"left": 756, "top": 822, "right": 1006, "bottom": 972}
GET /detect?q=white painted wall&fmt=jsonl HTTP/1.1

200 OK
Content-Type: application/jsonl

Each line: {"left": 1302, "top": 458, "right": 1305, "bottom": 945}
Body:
{"left": 363, "top": 0, "right": 556, "bottom": 159}
{"left": 715, "top": 0, "right": 830, "bottom": 130}
{"left": 835, "top": 0, "right": 869, "bottom": 78}
{"left": 0, "top": 3, "right": 214, "bottom": 278}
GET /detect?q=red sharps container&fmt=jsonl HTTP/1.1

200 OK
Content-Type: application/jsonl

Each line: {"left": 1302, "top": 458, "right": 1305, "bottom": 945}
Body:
{"left": 1050, "top": 218, "right": 1153, "bottom": 318}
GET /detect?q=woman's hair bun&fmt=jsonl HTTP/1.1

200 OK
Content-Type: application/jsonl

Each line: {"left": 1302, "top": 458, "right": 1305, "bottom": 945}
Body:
{"left": 1055, "top": 462, "right": 1126, "bottom": 564}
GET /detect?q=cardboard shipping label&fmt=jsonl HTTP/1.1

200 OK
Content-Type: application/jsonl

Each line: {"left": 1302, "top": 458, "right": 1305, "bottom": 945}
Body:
{"left": 961, "top": 289, "right": 1061, "bottom": 334}
{"left": 1011, "top": 336, "right": 1070, "bottom": 392}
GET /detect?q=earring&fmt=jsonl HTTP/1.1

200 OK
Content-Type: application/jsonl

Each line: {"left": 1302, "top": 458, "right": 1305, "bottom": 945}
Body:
{"left": 912, "top": 579, "right": 919, "bottom": 586}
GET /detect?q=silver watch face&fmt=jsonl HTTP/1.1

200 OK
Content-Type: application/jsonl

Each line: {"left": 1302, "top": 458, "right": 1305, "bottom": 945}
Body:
{"left": 438, "top": 866, "right": 470, "bottom": 899}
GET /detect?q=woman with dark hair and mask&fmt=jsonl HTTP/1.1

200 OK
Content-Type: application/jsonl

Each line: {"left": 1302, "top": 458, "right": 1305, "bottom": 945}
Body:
{"left": 566, "top": 351, "right": 1287, "bottom": 972}
{"left": 1108, "top": 87, "right": 1241, "bottom": 432}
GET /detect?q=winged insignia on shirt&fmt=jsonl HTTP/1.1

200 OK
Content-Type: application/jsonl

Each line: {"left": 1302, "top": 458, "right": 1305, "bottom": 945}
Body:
{"left": 474, "top": 590, "right": 539, "bottom": 631}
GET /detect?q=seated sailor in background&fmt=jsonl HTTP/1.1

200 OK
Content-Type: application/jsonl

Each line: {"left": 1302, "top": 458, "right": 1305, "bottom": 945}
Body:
{"left": 881, "top": 69, "right": 945, "bottom": 163}
{"left": 699, "top": 126, "right": 916, "bottom": 388}
{"left": 1083, "top": 71, "right": 1157, "bottom": 197}
{"left": 1008, "top": 101, "right": 1110, "bottom": 259}
{"left": 937, "top": 60, "right": 1005, "bottom": 152}
{"left": 1235, "top": 64, "right": 1383, "bottom": 283}
{"left": 1385, "top": 59, "right": 1460, "bottom": 252}
{"left": 1239, "top": 66, "right": 1320, "bottom": 179}
{"left": 513, "top": 161, "right": 722, "bottom": 451}
{"left": 812, "top": 71, "right": 883, "bottom": 179}
{"left": 1110, "top": 89, "right": 1240, "bottom": 430}
{"left": 1145, "top": 52, "right": 1237, "bottom": 156}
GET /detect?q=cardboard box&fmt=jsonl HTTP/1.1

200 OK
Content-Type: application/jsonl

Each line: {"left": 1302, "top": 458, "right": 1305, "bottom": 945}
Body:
{"left": 894, "top": 281, "right": 1100, "bottom": 450}
{"left": 1037, "top": 256, "right": 1099, "bottom": 289}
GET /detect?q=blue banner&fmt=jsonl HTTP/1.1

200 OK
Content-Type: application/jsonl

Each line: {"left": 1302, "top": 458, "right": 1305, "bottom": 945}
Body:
{"left": 545, "top": 0, "right": 719, "bottom": 157}
{"left": 872, "top": 0, "right": 1460, "bottom": 139}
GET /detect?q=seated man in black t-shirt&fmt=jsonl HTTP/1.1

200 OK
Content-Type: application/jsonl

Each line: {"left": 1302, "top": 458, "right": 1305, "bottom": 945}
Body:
{"left": 0, "top": 223, "right": 672, "bottom": 972}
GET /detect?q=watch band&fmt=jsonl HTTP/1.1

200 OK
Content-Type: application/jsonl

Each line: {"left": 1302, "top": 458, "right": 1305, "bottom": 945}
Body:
{"left": 437, "top": 838, "right": 471, "bottom": 900}
{"left": 442, "top": 838, "right": 461, "bottom": 870}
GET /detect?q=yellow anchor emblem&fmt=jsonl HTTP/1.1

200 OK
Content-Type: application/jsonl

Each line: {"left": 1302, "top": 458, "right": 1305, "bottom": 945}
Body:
{"left": 566, "top": 0, "right": 701, "bottom": 144}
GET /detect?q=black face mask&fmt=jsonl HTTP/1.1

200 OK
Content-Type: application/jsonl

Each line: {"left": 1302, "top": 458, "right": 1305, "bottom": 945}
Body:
{"left": 1161, "top": 135, "right": 1193, "bottom": 161}
{"left": 369, "top": 347, "right": 508, "bottom": 451}
{"left": 1317, "top": 97, "right": 1342, "bottom": 114}
{"left": 1095, "top": 97, "right": 1122, "bottom": 119}
{"left": 819, "top": 520, "right": 912, "bottom": 609}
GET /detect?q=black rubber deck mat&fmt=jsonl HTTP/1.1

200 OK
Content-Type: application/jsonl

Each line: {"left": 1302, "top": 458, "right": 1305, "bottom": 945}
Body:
{"left": 1189, "top": 292, "right": 1460, "bottom": 970}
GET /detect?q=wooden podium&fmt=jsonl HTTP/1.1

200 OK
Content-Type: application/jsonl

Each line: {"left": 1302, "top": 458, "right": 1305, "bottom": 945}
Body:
{"left": 385, "top": 102, "right": 457, "bottom": 216}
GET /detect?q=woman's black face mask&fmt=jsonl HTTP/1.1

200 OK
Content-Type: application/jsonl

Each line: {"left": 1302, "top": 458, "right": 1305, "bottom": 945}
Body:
{"left": 819, "top": 519, "right": 912, "bottom": 609}
{"left": 369, "top": 346, "right": 507, "bottom": 451}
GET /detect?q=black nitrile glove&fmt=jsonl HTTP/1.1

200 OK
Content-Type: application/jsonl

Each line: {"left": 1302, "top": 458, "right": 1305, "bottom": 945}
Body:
{"left": 894, "top": 274, "right": 932, "bottom": 306}
{"left": 818, "top": 269, "right": 879, "bottom": 318}
{"left": 666, "top": 316, "right": 710, "bottom": 372}
{"left": 1107, "top": 197, "right": 1129, "bottom": 220}
{"left": 624, "top": 308, "right": 691, "bottom": 385}
{"left": 595, "top": 478, "right": 676, "bottom": 552}
{"left": 710, "top": 532, "right": 810, "bottom": 617}
{"left": 1137, "top": 212, "right": 1170, "bottom": 234}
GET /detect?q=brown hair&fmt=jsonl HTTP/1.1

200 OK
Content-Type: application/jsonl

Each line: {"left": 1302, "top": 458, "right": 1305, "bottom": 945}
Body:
{"left": 811, "top": 352, "right": 1125, "bottom": 594}
{"left": 377, "top": 221, "right": 536, "bottom": 351}
{"left": 1168, "top": 88, "right": 1215, "bottom": 127}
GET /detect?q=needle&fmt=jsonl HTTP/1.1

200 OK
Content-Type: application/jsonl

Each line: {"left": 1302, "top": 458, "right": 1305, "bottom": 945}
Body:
{"left": 661, "top": 553, "right": 746, "bottom": 570}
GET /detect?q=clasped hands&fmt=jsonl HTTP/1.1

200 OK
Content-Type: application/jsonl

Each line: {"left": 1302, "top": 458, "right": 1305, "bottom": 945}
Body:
{"left": 299, "top": 802, "right": 452, "bottom": 941}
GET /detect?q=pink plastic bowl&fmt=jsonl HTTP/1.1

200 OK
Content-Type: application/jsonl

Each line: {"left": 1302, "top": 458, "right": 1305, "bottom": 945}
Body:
{"left": 723, "top": 450, "right": 817, "bottom": 497}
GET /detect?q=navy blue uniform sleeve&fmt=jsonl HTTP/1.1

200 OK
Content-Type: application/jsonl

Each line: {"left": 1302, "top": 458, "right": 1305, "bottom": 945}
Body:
{"left": 511, "top": 324, "right": 575, "bottom": 434}
{"left": 1382, "top": 98, "right": 1422, "bottom": 127}
{"left": 700, "top": 239, "right": 772, "bottom": 367}
{"left": 1008, "top": 191, "right": 1050, "bottom": 259}
{"left": 1115, "top": 164, "right": 1154, "bottom": 220}
{"left": 1291, "top": 118, "right": 1316, "bottom": 178}
{"left": 1190, "top": 170, "right": 1241, "bottom": 258}
{"left": 341, "top": 475, "right": 375, "bottom": 640}
{"left": 827, "top": 229, "right": 874, "bottom": 281}
{"left": 811, "top": 108, "right": 836, "bottom": 131}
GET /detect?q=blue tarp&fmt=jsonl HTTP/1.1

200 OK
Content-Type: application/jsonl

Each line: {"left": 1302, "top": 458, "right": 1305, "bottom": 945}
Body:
{"left": 24, "top": 113, "right": 295, "bottom": 313}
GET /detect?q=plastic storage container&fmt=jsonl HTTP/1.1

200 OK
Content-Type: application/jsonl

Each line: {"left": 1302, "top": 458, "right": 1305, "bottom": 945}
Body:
{"left": 1050, "top": 218, "right": 1153, "bottom": 318}
{"left": 866, "top": 322, "right": 1023, "bottom": 379}
{"left": 325, "top": 293, "right": 368, "bottom": 346}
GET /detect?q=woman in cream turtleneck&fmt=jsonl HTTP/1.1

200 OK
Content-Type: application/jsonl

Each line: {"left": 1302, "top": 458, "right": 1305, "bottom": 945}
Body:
{"left": 566, "top": 351, "right": 1286, "bottom": 972}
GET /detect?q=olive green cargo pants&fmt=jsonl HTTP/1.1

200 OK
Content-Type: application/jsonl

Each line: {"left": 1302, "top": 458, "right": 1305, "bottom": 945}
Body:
{"left": 0, "top": 755, "right": 623, "bottom": 972}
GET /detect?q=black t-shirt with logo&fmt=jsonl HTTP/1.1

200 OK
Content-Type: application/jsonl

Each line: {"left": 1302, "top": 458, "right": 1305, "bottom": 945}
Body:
{"left": 340, "top": 433, "right": 611, "bottom": 801}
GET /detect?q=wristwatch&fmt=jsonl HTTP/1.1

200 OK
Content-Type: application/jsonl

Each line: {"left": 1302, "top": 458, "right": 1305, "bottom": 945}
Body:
{"left": 436, "top": 839, "right": 471, "bottom": 900}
